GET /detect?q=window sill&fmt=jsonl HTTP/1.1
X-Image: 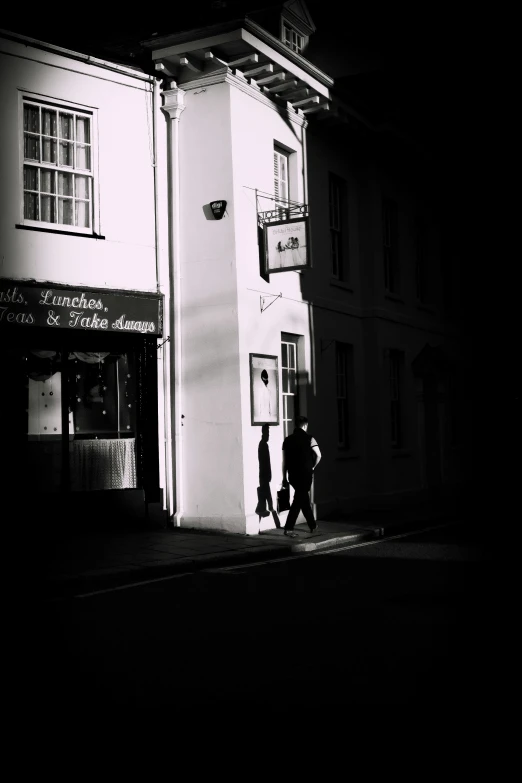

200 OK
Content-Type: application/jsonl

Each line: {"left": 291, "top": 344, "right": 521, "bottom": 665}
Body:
{"left": 385, "top": 292, "right": 404, "bottom": 304}
{"left": 416, "top": 302, "right": 437, "bottom": 315}
{"left": 335, "top": 451, "right": 360, "bottom": 460}
{"left": 391, "top": 449, "right": 412, "bottom": 458}
{"left": 330, "top": 279, "right": 354, "bottom": 292}
{"left": 16, "top": 224, "right": 105, "bottom": 239}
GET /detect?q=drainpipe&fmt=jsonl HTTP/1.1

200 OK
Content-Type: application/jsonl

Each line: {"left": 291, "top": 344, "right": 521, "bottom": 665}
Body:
{"left": 161, "top": 82, "right": 186, "bottom": 526}
{"left": 151, "top": 75, "right": 173, "bottom": 522}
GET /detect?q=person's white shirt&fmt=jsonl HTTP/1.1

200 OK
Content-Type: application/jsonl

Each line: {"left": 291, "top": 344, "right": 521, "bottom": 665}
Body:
{"left": 310, "top": 436, "right": 322, "bottom": 469}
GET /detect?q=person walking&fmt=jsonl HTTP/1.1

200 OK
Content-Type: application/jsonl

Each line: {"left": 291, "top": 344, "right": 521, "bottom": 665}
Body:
{"left": 281, "top": 414, "right": 321, "bottom": 537}
{"left": 256, "top": 423, "right": 273, "bottom": 520}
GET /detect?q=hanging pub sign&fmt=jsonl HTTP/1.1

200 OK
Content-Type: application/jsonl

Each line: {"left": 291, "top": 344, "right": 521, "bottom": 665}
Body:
{"left": 263, "top": 217, "right": 310, "bottom": 274}
{"left": 0, "top": 280, "right": 163, "bottom": 336}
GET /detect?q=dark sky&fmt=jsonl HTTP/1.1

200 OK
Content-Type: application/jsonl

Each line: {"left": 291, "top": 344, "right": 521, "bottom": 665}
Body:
{"left": 306, "top": 3, "right": 468, "bottom": 135}
{"left": 3, "top": 1, "right": 468, "bottom": 170}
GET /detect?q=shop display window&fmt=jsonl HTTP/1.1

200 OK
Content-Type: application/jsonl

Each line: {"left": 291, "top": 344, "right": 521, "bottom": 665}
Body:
{"left": 24, "top": 348, "right": 138, "bottom": 491}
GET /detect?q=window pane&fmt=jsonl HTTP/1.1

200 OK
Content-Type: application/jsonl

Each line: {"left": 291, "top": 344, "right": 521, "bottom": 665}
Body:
{"left": 384, "top": 218, "right": 390, "bottom": 245}
{"left": 59, "top": 113, "right": 73, "bottom": 140}
{"left": 75, "top": 175, "right": 89, "bottom": 200}
{"left": 331, "top": 233, "right": 339, "bottom": 276}
{"left": 76, "top": 117, "right": 90, "bottom": 144}
{"left": 25, "top": 360, "right": 63, "bottom": 493}
{"left": 286, "top": 394, "right": 295, "bottom": 422}
{"left": 24, "top": 192, "right": 39, "bottom": 220}
{"left": 22, "top": 103, "right": 95, "bottom": 233}
{"left": 282, "top": 368, "right": 289, "bottom": 394}
{"left": 59, "top": 141, "right": 73, "bottom": 166}
{"left": 42, "top": 109, "right": 57, "bottom": 137}
{"left": 274, "top": 150, "right": 289, "bottom": 205}
{"left": 338, "top": 400, "right": 345, "bottom": 444}
{"left": 24, "top": 134, "right": 40, "bottom": 161}
{"left": 41, "top": 195, "right": 56, "bottom": 223}
{"left": 75, "top": 144, "right": 91, "bottom": 171}
{"left": 58, "top": 172, "right": 73, "bottom": 196}
{"left": 24, "top": 105, "right": 39, "bottom": 133}
{"left": 288, "top": 369, "right": 296, "bottom": 394}
{"left": 289, "top": 344, "right": 296, "bottom": 369}
{"left": 75, "top": 200, "right": 90, "bottom": 228}
{"left": 40, "top": 170, "right": 55, "bottom": 193}
{"left": 72, "top": 359, "right": 117, "bottom": 433}
{"left": 69, "top": 352, "right": 137, "bottom": 436}
{"left": 282, "top": 343, "right": 288, "bottom": 367}
{"left": 337, "top": 374, "right": 346, "bottom": 398}
{"left": 384, "top": 248, "right": 391, "bottom": 289}
{"left": 42, "top": 137, "right": 57, "bottom": 163}
{"left": 23, "top": 166, "right": 38, "bottom": 191}
{"left": 58, "top": 198, "right": 74, "bottom": 225}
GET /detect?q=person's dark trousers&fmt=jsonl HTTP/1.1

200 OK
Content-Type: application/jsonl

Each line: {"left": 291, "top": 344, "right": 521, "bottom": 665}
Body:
{"left": 284, "top": 476, "right": 316, "bottom": 532}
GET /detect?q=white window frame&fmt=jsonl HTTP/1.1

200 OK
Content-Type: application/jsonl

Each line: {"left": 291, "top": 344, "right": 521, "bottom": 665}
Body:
{"left": 281, "top": 21, "right": 305, "bottom": 54}
{"left": 19, "top": 92, "right": 99, "bottom": 235}
{"left": 281, "top": 337, "right": 298, "bottom": 438}
{"left": 274, "top": 145, "right": 290, "bottom": 218}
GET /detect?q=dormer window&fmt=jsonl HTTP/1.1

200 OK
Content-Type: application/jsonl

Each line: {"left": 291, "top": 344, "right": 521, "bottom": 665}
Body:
{"left": 280, "top": 2, "right": 315, "bottom": 55}
{"left": 282, "top": 22, "right": 304, "bottom": 54}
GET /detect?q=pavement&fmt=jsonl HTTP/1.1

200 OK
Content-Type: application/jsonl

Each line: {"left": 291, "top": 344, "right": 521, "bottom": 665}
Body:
{"left": 39, "top": 491, "right": 463, "bottom": 598}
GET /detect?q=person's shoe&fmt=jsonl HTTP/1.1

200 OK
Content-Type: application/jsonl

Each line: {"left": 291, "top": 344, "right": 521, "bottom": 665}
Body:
{"left": 283, "top": 530, "right": 298, "bottom": 538}
{"left": 309, "top": 524, "right": 318, "bottom": 534}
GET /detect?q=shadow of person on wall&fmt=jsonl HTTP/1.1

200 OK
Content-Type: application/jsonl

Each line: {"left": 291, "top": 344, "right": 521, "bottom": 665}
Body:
{"left": 256, "top": 424, "right": 281, "bottom": 528}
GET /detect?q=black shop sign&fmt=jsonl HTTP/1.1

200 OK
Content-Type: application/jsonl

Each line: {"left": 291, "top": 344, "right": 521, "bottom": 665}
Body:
{"left": 0, "top": 281, "right": 163, "bottom": 336}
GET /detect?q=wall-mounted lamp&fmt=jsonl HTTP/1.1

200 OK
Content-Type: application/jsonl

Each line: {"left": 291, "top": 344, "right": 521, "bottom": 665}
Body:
{"left": 210, "top": 200, "right": 227, "bottom": 220}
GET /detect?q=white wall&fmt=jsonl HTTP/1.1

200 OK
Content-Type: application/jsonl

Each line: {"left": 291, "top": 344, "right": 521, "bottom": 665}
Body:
{"left": 0, "top": 35, "right": 174, "bottom": 520}
{"left": 229, "top": 84, "right": 312, "bottom": 533}
{"left": 0, "top": 36, "right": 157, "bottom": 292}
{"left": 177, "top": 79, "right": 246, "bottom": 530}
{"left": 172, "top": 68, "right": 457, "bottom": 532}
{"left": 175, "top": 74, "right": 317, "bottom": 533}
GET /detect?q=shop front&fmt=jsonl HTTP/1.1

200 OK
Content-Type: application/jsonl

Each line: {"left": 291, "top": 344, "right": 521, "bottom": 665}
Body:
{"left": 1, "top": 280, "right": 163, "bottom": 531}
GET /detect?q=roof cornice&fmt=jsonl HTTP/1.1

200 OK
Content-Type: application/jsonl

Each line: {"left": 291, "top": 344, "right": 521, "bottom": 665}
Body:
{"left": 142, "top": 19, "right": 253, "bottom": 51}
{"left": 141, "top": 17, "right": 333, "bottom": 89}
{"left": 244, "top": 18, "right": 331, "bottom": 86}
{"left": 0, "top": 28, "right": 153, "bottom": 81}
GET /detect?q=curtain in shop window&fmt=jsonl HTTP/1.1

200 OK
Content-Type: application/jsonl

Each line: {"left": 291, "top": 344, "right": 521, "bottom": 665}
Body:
{"left": 69, "top": 351, "right": 110, "bottom": 364}
{"left": 26, "top": 350, "right": 60, "bottom": 381}
{"left": 70, "top": 438, "right": 137, "bottom": 491}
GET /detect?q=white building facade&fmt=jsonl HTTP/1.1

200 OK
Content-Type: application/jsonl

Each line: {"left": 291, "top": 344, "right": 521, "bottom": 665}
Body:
{"left": 148, "top": 4, "right": 468, "bottom": 534}
{"left": 0, "top": 30, "right": 171, "bottom": 529}
{"left": 1, "top": 3, "right": 469, "bottom": 535}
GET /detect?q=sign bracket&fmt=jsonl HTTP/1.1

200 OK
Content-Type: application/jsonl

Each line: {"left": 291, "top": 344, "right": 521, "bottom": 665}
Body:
{"left": 157, "top": 336, "right": 170, "bottom": 349}
{"left": 260, "top": 292, "right": 282, "bottom": 313}
{"left": 320, "top": 339, "right": 335, "bottom": 354}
